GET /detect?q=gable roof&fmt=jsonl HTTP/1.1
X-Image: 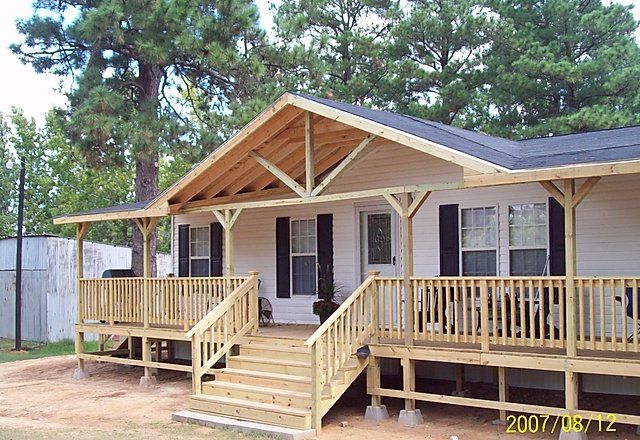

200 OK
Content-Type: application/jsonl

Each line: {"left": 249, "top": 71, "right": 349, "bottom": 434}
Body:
{"left": 55, "top": 92, "right": 640, "bottom": 224}
{"left": 293, "top": 93, "right": 640, "bottom": 171}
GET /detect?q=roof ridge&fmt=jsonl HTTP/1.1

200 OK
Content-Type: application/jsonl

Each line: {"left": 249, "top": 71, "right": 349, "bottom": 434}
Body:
{"left": 517, "top": 123, "right": 640, "bottom": 142}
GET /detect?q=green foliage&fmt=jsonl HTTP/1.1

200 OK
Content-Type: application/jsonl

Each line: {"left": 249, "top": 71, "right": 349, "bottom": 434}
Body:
{"left": 484, "top": 0, "right": 640, "bottom": 137}
{"left": 386, "top": 0, "right": 496, "bottom": 126}
{"left": 270, "top": 0, "right": 401, "bottom": 104}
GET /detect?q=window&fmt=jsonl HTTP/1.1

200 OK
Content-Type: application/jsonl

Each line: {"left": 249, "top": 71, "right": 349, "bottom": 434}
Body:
{"left": 509, "top": 203, "right": 548, "bottom": 276}
{"left": 367, "top": 213, "right": 392, "bottom": 264}
{"left": 461, "top": 207, "right": 497, "bottom": 276}
{"left": 291, "top": 219, "right": 317, "bottom": 295}
{"left": 190, "top": 226, "right": 209, "bottom": 276}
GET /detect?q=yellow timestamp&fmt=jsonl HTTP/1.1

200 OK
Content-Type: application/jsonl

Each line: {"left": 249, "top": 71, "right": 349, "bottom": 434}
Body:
{"left": 506, "top": 413, "right": 617, "bottom": 434}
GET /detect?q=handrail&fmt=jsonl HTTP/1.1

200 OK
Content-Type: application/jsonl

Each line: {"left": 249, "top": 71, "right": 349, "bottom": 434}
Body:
{"left": 185, "top": 277, "right": 254, "bottom": 338}
{"left": 305, "top": 272, "right": 379, "bottom": 430}
{"left": 304, "top": 273, "right": 378, "bottom": 347}
{"left": 188, "top": 272, "right": 259, "bottom": 394}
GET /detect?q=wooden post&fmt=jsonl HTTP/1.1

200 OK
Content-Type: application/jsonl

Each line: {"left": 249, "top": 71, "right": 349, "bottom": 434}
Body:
{"left": 311, "top": 342, "right": 323, "bottom": 434}
{"left": 249, "top": 271, "right": 260, "bottom": 334}
{"left": 402, "top": 357, "right": 416, "bottom": 411}
{"left": 305, "top": 111, "right": 314, "bottom": 195}
{"left": 480, "top": 280, "right": 490, "bottom": 351}
{"left": 75, "top": 222, "right": 90, "bottom": 373}
{"left": 142, "top": 336, "right": 152, "bottom": 379}
{"left": 498, "top": 366, "right": 509, "bottom": 421}
{"left": 368, "top": 270, "right": 381, "bottom": 407}
{"left": 224, "top": 210, "right": 234, "bottom": 277}
{"left": 400, "top": 193, "right": 415, "bottom": 412}
{"left": 192, "top": 333, "right": 202, "bottom": 393}
{"left": 563, "top": 179, "right": 579, "bottom": 410}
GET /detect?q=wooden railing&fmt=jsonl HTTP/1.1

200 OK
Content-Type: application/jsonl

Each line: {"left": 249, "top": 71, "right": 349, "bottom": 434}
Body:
{"left": 372, "top": 276, "right": 640, "bottom": 355}
{"left": 304, "top": 272, "right": 378, "bottom": 430}
{"left": 575, "top": 277, "right": 640, "bottom": 352}
{"left": 79, "top": 276, "right": 247, "bottom": 328}
{"left": 187, "top": 272, "right": 259, "bottom": 393}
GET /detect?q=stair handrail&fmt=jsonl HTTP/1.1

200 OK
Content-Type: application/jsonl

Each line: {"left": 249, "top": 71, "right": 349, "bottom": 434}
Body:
{"left": 304, "top": 271, "right": 379, "bottom": 430}
{"left": 187, "top": 271, "right": 259, "bottom": 394}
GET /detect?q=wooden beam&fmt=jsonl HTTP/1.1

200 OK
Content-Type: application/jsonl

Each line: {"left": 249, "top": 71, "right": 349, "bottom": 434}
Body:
{"left": 311, "top": 134, "right": 376, "bottom": 196}
{"left": 408, "top": 190, "right": 431, "bottom": 218}
{"left": 53, "top": 205, "right": 168, "bottom": 225}
{"left": 498, "top": 367, "right": 508, "bottom": 421}
{"left": 228, "top": 208, "right": 243, "bottom": 230}
{"left": 539, "top": 181, "right": 565, "bottom": 206}
{"left": 572, "top": 176, "right": 601, "bottom": 208}
{"left": 305, "top": 111, "right": 315, "bottom": 195}
{"left": 211, "top": 209, "right": 226, "bottom": 226}
{"left": 401, "top": 192, "right": 414, "bottom": 349}
{"left": 178, "top": 181, "right": 464, "bottom": 214}
{"left": 383, "top": 194, "right": 403, "bottom": 216}
{"left": 250, "top": 150, "right": 307, "bottom": 198}
{"left": 465, "top": 160, "right": 640, "bottom": 188}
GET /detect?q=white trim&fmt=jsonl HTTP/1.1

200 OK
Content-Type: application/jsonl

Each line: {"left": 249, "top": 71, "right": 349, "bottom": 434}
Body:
{"left": 459, "top": 205, "right": 499, "bottom": 276}
{"left": 189, "top": 225, "right": 210, "bottom": 277}
{"left": 290, "top": 217, "right": 318, "bottom": 296}
{"left": 506, "top": 201, "right": 550, "bottom": 276}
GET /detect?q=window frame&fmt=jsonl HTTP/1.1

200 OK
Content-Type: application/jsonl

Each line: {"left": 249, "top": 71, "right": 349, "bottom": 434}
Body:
{"left": 507, "top": 202, "right": 549, "bottom": 276}
{"left": 189, "top": 225, "right": 210, "bottom": 277}
{"left": 459, "top": 205, "right": 499, "bottom": 276}
{"left": 289, "top": 217, "right": 318, "bottom": 296}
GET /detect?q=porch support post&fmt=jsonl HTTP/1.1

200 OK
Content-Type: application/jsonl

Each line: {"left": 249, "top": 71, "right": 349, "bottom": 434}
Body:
{"left": 400, "top": 193, "right": 417, "bottom": 415}
{"left": 134, "top": 217, "right": 157, "bottom": 381}
{"left": 305, "top": 111, "right": 314, "bottom": 195}
{"left": 73, "top": 222, "right": 90, "bottom": 379}
{"left": 224, "top": 209, "right": 234, "bottom": 277}
{"left": 498, "top": 366, "right": 509, "bottom": 422}
{"left": 563, "top": 179, "right": 579, "bottom": 411}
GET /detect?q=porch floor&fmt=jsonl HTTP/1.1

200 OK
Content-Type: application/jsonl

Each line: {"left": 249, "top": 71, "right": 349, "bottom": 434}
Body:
{"left": 256, "top": 324, "right": 318, "bottom": 340}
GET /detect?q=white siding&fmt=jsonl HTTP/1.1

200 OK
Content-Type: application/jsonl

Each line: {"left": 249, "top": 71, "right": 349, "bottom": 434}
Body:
{"left": 174, "top": 141, "right": 640, "bottom": 324}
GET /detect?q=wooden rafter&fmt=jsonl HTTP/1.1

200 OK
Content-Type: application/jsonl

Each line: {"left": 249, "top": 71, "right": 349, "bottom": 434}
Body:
{"left": 171, "top": 105, "right": 304, "bottom": 204}
{"left": 250, "top": 150, "right": 307, "bottom": 197}
{"left": 311, "top": 134, "right": 376, "bottom": 196}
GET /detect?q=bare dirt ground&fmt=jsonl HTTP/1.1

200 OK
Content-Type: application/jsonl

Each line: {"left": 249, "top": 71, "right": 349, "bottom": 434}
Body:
{"left": 0, "top": 355, "right": 637, "bottom": 439}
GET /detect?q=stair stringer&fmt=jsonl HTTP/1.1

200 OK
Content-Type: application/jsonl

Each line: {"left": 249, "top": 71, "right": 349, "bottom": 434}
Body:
{"left": 320, "top": 356, "right": 369, "bottom": 418}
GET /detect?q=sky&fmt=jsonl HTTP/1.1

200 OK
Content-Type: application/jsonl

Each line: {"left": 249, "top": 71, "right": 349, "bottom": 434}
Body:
{"left": 0, "top": 0, "right": 638, "bottom": 122}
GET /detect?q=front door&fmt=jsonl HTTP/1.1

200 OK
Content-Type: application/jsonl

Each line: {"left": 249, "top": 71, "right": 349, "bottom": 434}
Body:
{"left": 360, "top": 210, "right": 398, "bottom": 280}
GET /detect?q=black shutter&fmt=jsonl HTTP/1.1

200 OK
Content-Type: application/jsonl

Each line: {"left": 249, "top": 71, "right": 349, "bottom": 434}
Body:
{"left": 548, "top": 197, "right": 566, "bottom": 275}
{"left": 276, "top": 217, "right": 291, "bottom": 298}
{"left": 316, "top": 214, "right": 333, "bottom": 296}
{"left": 178, "top": 224, "right": 189, "bottom": 277}
{"left": 210, "top": 222, "right": 223, "bottom": 276}
{"left": 439, "top": 204, "right": 460, "bottom": 276}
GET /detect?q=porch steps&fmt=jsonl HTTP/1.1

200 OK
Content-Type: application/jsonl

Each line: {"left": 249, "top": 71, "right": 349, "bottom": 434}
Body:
{"left": 189, "top": 335, "right": 367, "bottom": 430}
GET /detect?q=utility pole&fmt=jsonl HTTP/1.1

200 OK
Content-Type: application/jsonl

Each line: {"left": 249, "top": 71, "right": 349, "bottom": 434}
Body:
{"left": 15, "top": 157, "right": 25, "bottom": 351}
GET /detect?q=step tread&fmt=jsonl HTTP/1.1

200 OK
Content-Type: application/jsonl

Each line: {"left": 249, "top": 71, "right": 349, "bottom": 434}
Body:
{"left": 203, "top": 380, "right": 312, "bottom": 399}
{"left": 229, "top": 355, "right": 310, "bottom": 367}
{"left": 190, "top": 394, "right": 311, "bottom": 416}
{"left": 241, "top": 343, "right": 311, "bottom": 353}
{"left": 214, "top": 368, "right": 311, "bottom": 383}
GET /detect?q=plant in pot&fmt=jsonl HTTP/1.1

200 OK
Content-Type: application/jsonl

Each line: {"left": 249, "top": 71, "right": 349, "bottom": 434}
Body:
{"left": 313, "top": 265, "right": 342, "bottom": 324}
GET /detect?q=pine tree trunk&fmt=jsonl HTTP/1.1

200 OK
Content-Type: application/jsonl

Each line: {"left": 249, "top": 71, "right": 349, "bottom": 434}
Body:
{"left": 131, "top": 63, "right": 163, "bottom": 277}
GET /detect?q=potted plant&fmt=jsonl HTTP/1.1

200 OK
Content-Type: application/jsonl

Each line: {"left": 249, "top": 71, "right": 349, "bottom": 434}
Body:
{"left": 313, "top": 265, "right": 342, "bottom": 324}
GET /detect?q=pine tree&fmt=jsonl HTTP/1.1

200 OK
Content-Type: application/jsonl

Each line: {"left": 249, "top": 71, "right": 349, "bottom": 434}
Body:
{"left": 272, "top": 0, "right": 400, "bottom": 104}
{"left": 386, "top": 0, "right": 495, "bottom": 126}
{"left": 484, "top": 0, "right": 640, "bottom": 138}
{"left": 12, "top": 0, "right": 265, "bottom": 274}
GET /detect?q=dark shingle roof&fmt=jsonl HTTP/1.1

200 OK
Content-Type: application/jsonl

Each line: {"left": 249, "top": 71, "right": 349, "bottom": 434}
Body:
{"left": 294, "top": 93, "right": 640, "bottom": 170}
{"left": 55, "top": 200, "right": 151, "bottom": 219}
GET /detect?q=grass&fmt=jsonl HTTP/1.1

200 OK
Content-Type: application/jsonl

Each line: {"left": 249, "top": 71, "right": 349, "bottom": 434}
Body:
{"left": 0, "top": 338, "right": 98, "bottom": 364}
